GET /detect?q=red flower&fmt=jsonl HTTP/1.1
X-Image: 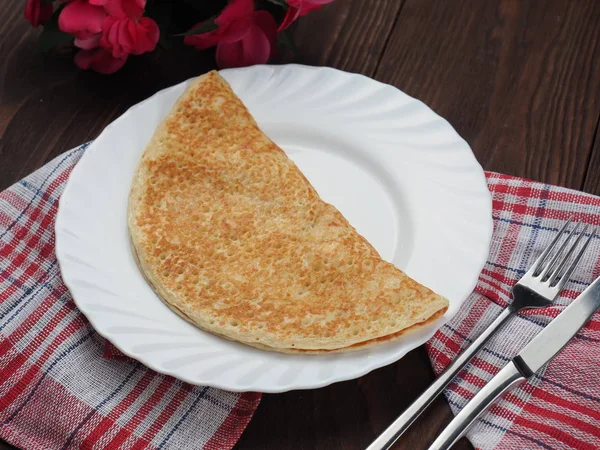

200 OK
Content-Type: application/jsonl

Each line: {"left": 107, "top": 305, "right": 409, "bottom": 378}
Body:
{"left": 58, "top": 0, "right": 107, "bottom": 39}
{"left": 60, "top": 0, "right": 157, "bottom": 74}
{"left": 74, "top": 47, "right": 127, "bottom": 74}
{"left": 24, "top": 0, "right": 53, "bottom": 27}
{"left": 185, "top": 0, "right": 277, "bottom": 69}
{"left": 100, "top": 16, "right": 159, "bottom": 58}
{"left": 278, "top": 0, "right": 334, "bottom": 31}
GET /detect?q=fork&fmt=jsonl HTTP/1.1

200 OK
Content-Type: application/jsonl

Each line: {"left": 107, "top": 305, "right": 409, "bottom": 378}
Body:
{"left": 367, "top": 219, "right": 592, "bottom": 450}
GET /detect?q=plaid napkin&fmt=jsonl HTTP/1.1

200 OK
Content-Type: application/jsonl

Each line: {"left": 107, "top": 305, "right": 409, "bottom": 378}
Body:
{"left": 427, "top": 173, "right": 600, "bottom": 450}
{"left": 3, "top": 145, "right": 600, "bottom": 450}
{"left": 0, "top": 144, "right": 261, "bottom": 450}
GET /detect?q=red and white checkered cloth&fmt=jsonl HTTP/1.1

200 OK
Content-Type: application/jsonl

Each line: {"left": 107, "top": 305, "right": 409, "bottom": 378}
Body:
{"left": 2, "top": 146, "right": 600, "bottom": 450}
{"left": 427, "top": 173, "right": 600, "bottom": 450}
{"left": 0, "top": 144, "right": 261, "bottom": 450}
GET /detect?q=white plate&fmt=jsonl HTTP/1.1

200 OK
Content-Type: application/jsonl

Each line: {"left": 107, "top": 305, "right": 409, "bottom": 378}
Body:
{"left": 55, "top": 65, "right": 492, "bottom": 393}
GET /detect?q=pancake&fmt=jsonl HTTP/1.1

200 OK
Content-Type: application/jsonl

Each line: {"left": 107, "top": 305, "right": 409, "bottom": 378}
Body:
{"left": 128, "top": 71, "right": 449, "bottom": 353}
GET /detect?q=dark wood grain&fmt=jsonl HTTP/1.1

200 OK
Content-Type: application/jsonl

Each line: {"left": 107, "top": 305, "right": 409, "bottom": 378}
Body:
{"left": 285, "top": 0, "right": 404, "bottom": 76}
{"left": 3, "top": 0, "right": 600, "bottom": 449}
{"left": 237, "top": 347, "right": 471, "bottom": 450}
{"left": 582, "top": 120, "right": 600, "bottom": 195}
{"left": 374, "top": 0, "right": 600, "bottom": 189}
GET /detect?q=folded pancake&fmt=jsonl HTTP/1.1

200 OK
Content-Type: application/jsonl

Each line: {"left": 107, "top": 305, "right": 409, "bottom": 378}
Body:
{"left": 128, "top": 71, "right": 448, "bottom": 353}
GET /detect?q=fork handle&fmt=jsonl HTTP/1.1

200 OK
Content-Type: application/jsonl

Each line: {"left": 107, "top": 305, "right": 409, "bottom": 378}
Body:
{"left": 428, "top": 361, "right": 525, "bottom": 450}
{"left": 367, "top": 306, "right": 514, "bottom": 450}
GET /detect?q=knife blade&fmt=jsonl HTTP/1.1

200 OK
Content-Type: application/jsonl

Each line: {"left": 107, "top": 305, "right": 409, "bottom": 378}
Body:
{"left": 428, "top": 273, "right": 600, "bottom": 450}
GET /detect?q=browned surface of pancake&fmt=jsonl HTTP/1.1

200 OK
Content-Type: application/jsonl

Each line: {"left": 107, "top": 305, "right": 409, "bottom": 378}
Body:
{"left": 128, "top": 71, "right": 449, "bottom": 353}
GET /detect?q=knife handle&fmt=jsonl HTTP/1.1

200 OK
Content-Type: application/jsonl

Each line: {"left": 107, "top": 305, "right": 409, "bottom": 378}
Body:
{"left": 367, "top": 307, "right": 513, "bottom": 450}
{"left": 428, "top": 361, "right": 526, "bottom": 450}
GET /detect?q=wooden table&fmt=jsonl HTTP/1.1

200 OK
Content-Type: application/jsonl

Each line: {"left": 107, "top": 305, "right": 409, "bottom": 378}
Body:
{"left": 2, "top": 1, "right": 600, "bottom": 449}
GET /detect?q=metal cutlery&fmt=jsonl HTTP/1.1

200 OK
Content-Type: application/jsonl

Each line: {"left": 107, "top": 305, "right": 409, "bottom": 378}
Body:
{"left": 367, "top": 220, "right": 594, "bottom": 450}
{"left": 429, "top": 260, "right": 600, "bottom": 449}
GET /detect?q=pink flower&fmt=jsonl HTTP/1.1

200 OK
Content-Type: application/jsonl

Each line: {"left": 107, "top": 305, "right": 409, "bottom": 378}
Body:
{"left": 278, "top": 0, "right": 334, "bottom": 31}
{"left": 74, "top": 47, "right": 127, "bottom": 74}
{"left": 58, "top": 0, "right": 107, "bottom": 39}
{"left": 100, "top": 16, "right": 159, "bottom": 58}
{"left": 24, "top": 0, "right": 53, "bottom": 27}
{"left": 185, "top": 0, "right": 277, "bottom": 69}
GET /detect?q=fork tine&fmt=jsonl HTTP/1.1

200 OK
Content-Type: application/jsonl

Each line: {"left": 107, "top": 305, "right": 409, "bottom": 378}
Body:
{"left": 531, "top": 218, "right": 572, "bottom": 276}
{"left": 539, "top": 221, "right": 582, "bottom": 280}
{"left": 550, "top": 226, "right": 596, "bottom": 289}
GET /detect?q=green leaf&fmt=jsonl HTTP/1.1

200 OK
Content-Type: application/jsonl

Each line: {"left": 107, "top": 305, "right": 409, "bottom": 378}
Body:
{"left": 176, "top": 17, "right": 218, "bottom": 37}
{"left": 36, "top": 6, "right": 74, "bottom": 54}
{"left": 278, "top": 29, "right": 297, "bottom": 55}
{"left": 265, "top": 0, "right": 288, "bottom": 7}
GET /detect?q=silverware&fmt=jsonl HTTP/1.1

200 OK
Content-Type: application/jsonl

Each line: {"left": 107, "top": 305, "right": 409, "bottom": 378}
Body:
{"left": 429, "top": 258, "right": 600, "bottom": 449}
{"left": 367, "top": 220, "right": 592, "bottom": 450}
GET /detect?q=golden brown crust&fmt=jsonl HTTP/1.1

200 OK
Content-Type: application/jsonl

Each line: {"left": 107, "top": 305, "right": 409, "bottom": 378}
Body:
{"left": 128, "top": 71, "right": 449, "bottom": 353}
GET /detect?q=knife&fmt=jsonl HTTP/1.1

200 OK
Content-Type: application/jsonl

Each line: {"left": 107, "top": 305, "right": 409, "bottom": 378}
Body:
{"left": 427, "top": 273, "right": 600, "bottom": 450}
